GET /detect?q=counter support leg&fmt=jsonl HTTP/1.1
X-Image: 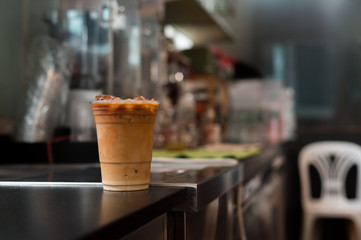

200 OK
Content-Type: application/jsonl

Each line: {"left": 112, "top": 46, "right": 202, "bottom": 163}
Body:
{"left": 167, "top": 212, "right": 186, "bottom": 240}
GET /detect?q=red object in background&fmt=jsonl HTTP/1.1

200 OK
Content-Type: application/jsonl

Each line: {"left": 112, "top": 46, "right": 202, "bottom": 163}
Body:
{"left": 46, "top": 135, "right": 70, "bottom": 164}
{"left": 211, "top": 45, "right": 235, "bottom": 69}
{"left": 267, "top": 113, "right": 282, "bottom": 145}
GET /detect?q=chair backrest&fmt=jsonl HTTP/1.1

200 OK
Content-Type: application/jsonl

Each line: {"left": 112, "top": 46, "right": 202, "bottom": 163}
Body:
{"left": 299, "top": 141, "right": 361, "bottom": 204}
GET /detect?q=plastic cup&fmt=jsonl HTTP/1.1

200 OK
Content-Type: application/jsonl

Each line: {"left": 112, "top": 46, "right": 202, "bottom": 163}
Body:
{"left": 91, "top": 96, "right": 159, "bottom": 191}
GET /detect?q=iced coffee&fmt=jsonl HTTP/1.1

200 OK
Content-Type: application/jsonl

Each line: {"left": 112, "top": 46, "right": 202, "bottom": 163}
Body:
{"left": 91, "top": 95, "right": 159, "bottom": 191}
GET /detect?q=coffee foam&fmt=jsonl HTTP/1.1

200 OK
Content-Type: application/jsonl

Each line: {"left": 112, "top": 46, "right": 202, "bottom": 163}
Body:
{"left": 93, "top": 94, "right": 159, "bottom": 104}
{"left": 92, "top": 94, "right": 159, "bottom": 115}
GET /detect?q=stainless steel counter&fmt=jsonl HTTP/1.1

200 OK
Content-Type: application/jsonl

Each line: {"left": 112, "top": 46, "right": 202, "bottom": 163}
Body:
{"left": 0, "top": 157, "right": 241, "bottom": 212}
{"left": 0, "top": 146, "right": 281, "bottom": 239}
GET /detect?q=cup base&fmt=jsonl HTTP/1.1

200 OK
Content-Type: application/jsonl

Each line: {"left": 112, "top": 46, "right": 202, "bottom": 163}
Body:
{"left": 102, "top": 183, "right": 149, "bottom": 192}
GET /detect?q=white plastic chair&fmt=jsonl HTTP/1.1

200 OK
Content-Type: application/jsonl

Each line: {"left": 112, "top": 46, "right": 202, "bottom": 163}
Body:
{"left": 299, "top": 141, "right": 361, "bottom": 240}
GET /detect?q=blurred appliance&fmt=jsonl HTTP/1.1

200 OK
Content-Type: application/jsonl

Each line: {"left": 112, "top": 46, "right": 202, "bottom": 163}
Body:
{"left": 140, "top": 0, "right": 164, "bottom": 99}
{"left": 227, "top": 80, "right": 295, "bottom": 145}
{"left": 14, "top": 0, "right": 111, "bottom": 142}
{"left": 15, "top": 0, "right": 163, "bottom": 142}
{"left": 227, "top": 80, "right": 265, "bottom": 144}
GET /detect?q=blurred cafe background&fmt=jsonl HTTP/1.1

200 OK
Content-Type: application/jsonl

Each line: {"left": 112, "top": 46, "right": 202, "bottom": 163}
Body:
{"left": 1, "top": 0, "right": 361, "bottom": 239}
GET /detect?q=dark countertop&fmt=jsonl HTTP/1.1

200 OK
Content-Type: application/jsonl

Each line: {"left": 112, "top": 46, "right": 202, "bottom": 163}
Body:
{"left": 242, "top": 145, "right": 282, "bottom": 183}
{"left": 0, "top": 145, "right": 281, "bottom": 239}
{"left": 0, "top": 185, "right": 186, "bottom": 240}
{"left": 1, "top": 162, "right": 243, "bottom": 213}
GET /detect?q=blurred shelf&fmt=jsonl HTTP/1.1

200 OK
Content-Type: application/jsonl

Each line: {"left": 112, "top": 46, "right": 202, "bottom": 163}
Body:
{"left": 164, "top": 0, "right": 234, "bottom": 44}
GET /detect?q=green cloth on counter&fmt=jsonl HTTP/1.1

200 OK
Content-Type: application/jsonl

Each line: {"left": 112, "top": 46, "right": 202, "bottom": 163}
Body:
{"left": 152, "top": 148, "right": 260, "bottom": 160}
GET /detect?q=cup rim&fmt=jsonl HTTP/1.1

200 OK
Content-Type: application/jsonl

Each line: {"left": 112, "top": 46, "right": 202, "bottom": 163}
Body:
{"left": 91, "top": 99, "right": 159, "bottom": 105}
